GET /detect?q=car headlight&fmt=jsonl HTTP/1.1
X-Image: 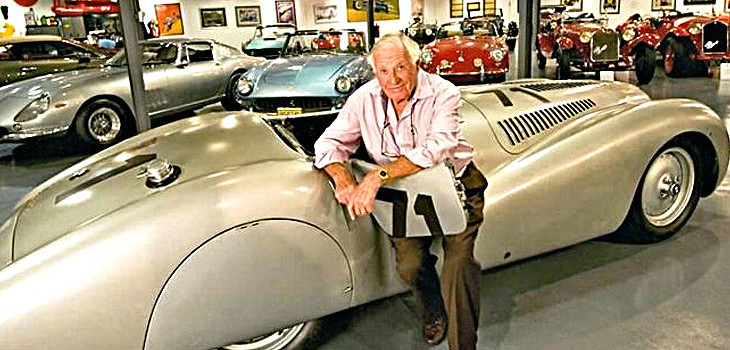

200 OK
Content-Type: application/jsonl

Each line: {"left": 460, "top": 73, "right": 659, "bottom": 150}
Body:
{"left": 14, "top": 93, "right": 50, "bottom": 122}
{"left": 688, "top": 23, "right": 702, "bottom": 35}
{"left": 622, "top": 26, "right": 637, "bottom": 41}
{"left": 473, "top": 57, "right": 483, "bottom": 67}
{"left": 236, "top": 77, "right": 253, "bottom": 96}
{"left": 491, "top": 49, "right": 505, "bottom": 61}
{"left": 335, "top": 75, "right": 353, "bottom": 94}
{"left": 579, "top": 31, "right": 593, "bottom": 44}
{"left": 439, "top": 59, "right": 452, "bottom": 70}
{"left": 425, "top": 28, "right": 433, "bottom": 36}
{"left": 549, "top": 21, "right": 558, "bottom": 30}
{"left": 420, "top": 49, "right": 433, "bottom": 64}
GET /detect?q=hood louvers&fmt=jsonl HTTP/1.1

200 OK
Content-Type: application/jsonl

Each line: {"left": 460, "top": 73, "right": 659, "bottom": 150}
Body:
{"left": 496, "top": 99, "right": 596, "bottom": 146}
{"left": 519, "top": 81, "right": 598, "bottom": 92}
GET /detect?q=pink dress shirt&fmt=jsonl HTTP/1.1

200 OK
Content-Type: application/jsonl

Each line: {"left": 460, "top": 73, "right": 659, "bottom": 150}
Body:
{"left": 314, "top": 70, "right": 474, "bottom": 176}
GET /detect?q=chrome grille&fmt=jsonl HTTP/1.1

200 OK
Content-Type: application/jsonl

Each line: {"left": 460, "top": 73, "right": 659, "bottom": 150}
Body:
{"left": 519, "top": 81, "right": 598, "bottom": 92}
{"left": 496, "top": 99, "right": 597, "bottom": 146}
{"left": 590, "top": 31, "right": 619, "bottom": 62}
{"left": 702, "top": 21, "right": 728, "bottom": 54}
{"left": 253, "top": 97, "right": 334, "bottom": 113}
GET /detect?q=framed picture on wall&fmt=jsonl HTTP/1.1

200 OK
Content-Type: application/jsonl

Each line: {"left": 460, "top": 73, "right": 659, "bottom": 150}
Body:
{"left": 684, "top": 0, "right": 714, "bottom": 4}
{"left": 313, "top": 4, "right": 338, "bottom": 24}
{"left": 275, "top": 0, "right": 297, "bottom": 25}
{"left": 600, "top": 0, "right": 620, "bottom": 14}
{"left": 155, "top": 3, "right": 184, "bottom": 36}
{"left": 200, "top": 8, "right": 227, "bottom": 28}
{"left": 651, "top": 0, "right": 676, "bottom": 11}
{"left": 726, "top": 0, "right": 730, "bottom": 12}
{"left": 235, "top": 6, "right": 261, "bottom": 27}
{"left": 561, "top": 0, "right": 582, "bottom": 12}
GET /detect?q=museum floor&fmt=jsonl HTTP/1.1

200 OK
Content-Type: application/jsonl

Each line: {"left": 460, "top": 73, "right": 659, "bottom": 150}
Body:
{"left": 2, "top": 63, "right": 730, "bottom": 349}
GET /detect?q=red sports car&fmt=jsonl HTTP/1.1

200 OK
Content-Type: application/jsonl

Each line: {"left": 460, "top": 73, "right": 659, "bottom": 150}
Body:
{"left": 419, "top": 17, "right": 509, "bottom": 83}
{"left": 537, "top": 10, "right": 629, "bottom": 80}
{"left": 618, "top": 11, "right": 721, "bottom": 78}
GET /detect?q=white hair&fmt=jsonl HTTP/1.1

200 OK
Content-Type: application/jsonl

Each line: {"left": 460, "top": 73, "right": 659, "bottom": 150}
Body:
{"left": 367, "top": 31, "right": 421, "bottom": 69}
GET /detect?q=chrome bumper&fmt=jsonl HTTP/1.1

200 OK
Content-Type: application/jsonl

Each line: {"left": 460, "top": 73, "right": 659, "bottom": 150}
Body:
{"left": 0, "top": 126, "right": 69, "bottom": 142}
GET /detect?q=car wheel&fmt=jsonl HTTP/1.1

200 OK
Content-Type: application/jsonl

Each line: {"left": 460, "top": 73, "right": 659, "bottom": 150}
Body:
{"left": 536, "top": 50, "right": 547, "bottom": 70}
{"left": 556, "top": 49, "right": 571, "bottom": 79}
{"left": 634, "top": 45, "right": 656, "bottom": 85}
{"left": 74, "top": 99, "right": 129, "bottom": 146}
{"left": 610, "top": 139, "right": 702, "bottom": 243}
{"left": 506, "top": 38, "right": 516, "bottom": 52}
{"left": 221, "top": 72, "right": 245, "bottom": 111}
{"left": 352, "top": 0, "right": 362, "bottom": 11}
{"left": 663, "top": 37, "right": 690, "bottom": 77}
{"left": 221, "top": 320, "right": 322, "bottom": 350}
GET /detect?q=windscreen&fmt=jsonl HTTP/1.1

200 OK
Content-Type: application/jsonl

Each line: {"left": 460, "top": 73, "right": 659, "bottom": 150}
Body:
{"left": 106, "top": 42, "right": 179, "bottom": 66}
{"left": 437, "top": 21, "right": 498, "bottom": 38}
{"left": 282, "top": 32, "right": 365, "bottom": 56}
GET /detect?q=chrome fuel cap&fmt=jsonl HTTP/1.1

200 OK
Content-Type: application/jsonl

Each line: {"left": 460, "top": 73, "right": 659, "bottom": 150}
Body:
{"left": 142, "top": 158, "right": 181, "bottom": 188}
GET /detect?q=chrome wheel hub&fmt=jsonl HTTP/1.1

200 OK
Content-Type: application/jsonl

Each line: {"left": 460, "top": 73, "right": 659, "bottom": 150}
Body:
{"left": 641, "top": 147, "right": 695, "bottom": 227}
{"left": 87, "top": 107, "right": 121, "bottom": 143}
{"left": 222, "top": 323, "right": 305, "bottom": 350}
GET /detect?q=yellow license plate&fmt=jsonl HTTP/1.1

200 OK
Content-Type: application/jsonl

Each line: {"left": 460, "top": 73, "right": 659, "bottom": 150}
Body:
{"left": 277, "top": 107, "right": 302, "bottom": 115}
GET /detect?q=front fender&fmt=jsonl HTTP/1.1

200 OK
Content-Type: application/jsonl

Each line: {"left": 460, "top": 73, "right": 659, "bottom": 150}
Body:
{"left": 144, "top": 220, "right": 352, "bottom": 350}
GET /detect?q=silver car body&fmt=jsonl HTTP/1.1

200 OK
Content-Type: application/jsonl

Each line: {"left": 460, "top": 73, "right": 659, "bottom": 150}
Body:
{"left": 0, "top": 80, "right": 727, "bottom": 349}
{"left": 0, "top": 37, "right": 262, "bottom": 142}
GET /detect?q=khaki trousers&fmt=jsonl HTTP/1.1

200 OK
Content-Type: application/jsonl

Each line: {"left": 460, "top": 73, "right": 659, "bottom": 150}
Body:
{"left": 389, "top": 162, "right": 487, "bottom": 350}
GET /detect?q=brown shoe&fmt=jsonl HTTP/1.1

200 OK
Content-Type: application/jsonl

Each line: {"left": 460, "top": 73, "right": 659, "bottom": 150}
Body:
{"left": 423, "top": 317, "right": 447, "bottom": 346}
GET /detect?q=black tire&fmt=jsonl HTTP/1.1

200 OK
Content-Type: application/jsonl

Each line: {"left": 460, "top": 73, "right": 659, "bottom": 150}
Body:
{"left": 221, "top": 320, "right": 323, "bottom": 350}
{"left": 634, "top": 45, "right": 656, "bottom": 85}
{"left": 352, "top": 0, "right": 362, "bottom": 11}
{"left": 73, "top": 98, "right": 130, "bottom": 147}
{"left": 556, "top": 49, "right": 571, "bottom": 79}
{"left": 663, "top": 37, "right": 691, "bottom": 77}
{"left": 536, "top": 50, "right": 547, "bottom": 70}
{"left": 506, "top": 38, "right": 516, "bottom": 52}
{"left": 221, "top": 72, "right": 245, "bottom": 111}
{"left": 608, "top": 138, "right": 703, "bottom": 244}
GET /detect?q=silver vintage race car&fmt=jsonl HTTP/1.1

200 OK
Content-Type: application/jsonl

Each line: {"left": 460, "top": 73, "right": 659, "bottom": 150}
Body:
{"left": 0, "top": 80, "right": 727, "bottom": 350}
{"left": 0, "top": 38, "right": 263, "bottom": 146}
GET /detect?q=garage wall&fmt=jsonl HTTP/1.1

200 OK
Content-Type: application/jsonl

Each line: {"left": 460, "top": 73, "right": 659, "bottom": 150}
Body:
{"left": 2, "top": 0, "right": 55, "bottom": 36}
{"left": 139, "top": 0, "right": 414, "bottom": 48}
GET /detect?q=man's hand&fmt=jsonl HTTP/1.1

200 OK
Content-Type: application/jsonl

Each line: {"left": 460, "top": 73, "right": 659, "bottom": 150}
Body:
{"left": 347, "top": 171, "right": 383, "bottom": 218}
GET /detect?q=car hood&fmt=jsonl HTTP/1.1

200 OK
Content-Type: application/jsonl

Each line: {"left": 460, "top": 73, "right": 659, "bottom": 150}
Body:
{"left": 563, "top": 22, "right": 607, "bottom": 34}
{"left": 251, "top": 54, "right": 363, "bottom": 96}
{"left": 8, "top": 112, "right": 299, "bottom": 260}
{"left": 428, "top": 36, "right": 504, "bottom": 52}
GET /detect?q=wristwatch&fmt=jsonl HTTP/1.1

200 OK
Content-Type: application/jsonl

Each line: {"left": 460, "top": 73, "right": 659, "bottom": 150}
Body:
{"left": 376, "top": 167, "right": 390, "bottom": 184}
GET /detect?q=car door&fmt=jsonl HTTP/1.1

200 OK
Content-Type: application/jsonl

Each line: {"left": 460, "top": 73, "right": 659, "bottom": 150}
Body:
{"left": 140, "top": 42, "right": 177, "bottom": 115}
{"left": 170, "top": 41, "right": 225, "bottom": 108}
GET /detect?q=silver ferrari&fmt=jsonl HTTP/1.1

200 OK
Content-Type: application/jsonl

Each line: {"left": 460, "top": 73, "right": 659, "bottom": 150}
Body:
{"left": 0, "top": 38, "right": 263, "bottom": 146}
{"left": 0, "top": 80, "right": 727, "bottom": 350}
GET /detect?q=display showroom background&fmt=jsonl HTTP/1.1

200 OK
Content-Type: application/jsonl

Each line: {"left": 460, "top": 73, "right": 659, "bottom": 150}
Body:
{"left": 1, "top": 0, "right": 728, "bottom": 49}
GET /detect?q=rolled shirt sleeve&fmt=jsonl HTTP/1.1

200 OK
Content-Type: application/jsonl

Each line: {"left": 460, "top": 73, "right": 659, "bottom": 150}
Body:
{"left": 403, "top": 83, "right": 463, "bottom": 169}
{"left": 314, "top": 94, "right": 363, "bottom": 169}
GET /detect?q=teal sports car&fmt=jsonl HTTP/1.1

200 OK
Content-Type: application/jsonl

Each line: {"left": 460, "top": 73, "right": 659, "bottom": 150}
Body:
{"left": 241, "top": 24, "right": 297, "bottom": 59}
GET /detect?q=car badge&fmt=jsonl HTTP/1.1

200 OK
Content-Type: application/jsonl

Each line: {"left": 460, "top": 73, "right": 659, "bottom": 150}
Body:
{"left": 705, "top": 40, "right": 719, "bottom": 50}
{"left": 593, "top": 44, "right": 608, "bottom": 56}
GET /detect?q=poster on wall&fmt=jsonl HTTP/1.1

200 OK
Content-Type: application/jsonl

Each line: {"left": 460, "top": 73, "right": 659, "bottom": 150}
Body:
{"left": 651, "top": 0, "right": 675, "bottom": 10}
{"left": 314, "top": 4, "right": 338, "bottom": 24}
{"left": 683, "top": 0, "right": 714, "bottom": 4}
{"left": 561, "top": 0, "right": 582, "bottom": 12}
{"left": 200, "top": 8, "right": 227, "bottom": 28}
{"left": 155, "top": 3, "right": 184, "bottom": 36}
{"left": 600, "top": 0, "right": 620, "bottom": 14}
{"left": 275, "top": 0, "right": 297, "bottom": 25}
{"left": 236, "top": 6, "right": 261, "bottom": 27}
{"left": 347, "top": 0, "right": 400, "bottom": 22}
{"left": 726, "top": 0, "right": 730, "bottom": 12}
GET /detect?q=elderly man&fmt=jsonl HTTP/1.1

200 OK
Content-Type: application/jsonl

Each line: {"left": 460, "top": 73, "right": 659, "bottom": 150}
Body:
{"left": 314, "top": 32, "right": 487, "bottom": 349}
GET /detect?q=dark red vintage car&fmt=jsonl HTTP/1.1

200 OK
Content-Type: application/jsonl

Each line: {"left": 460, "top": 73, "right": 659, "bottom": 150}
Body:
{"left": 537, "top": 9, "right": 630, "bottom": 80}
{"left": 618, "top": 11, "right": 722, "bottom": 78}
{"left": 419, "top": 18, "right": 509, "bottom": 83}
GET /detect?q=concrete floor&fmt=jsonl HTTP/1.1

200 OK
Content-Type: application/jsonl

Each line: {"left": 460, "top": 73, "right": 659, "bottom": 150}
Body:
{"left": 1, "top": 61, "right": 730, "bottom": 349}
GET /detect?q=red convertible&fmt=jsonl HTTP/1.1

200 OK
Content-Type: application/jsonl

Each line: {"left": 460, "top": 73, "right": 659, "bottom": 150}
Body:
{"left": 419, "top": 17, "right": 509, "bottom": 83}
{"left": 618, "top": 11, "right": 720, "bottom": 78}
{"left": 537, "top": 9, "right": 631, "bottom": 81}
